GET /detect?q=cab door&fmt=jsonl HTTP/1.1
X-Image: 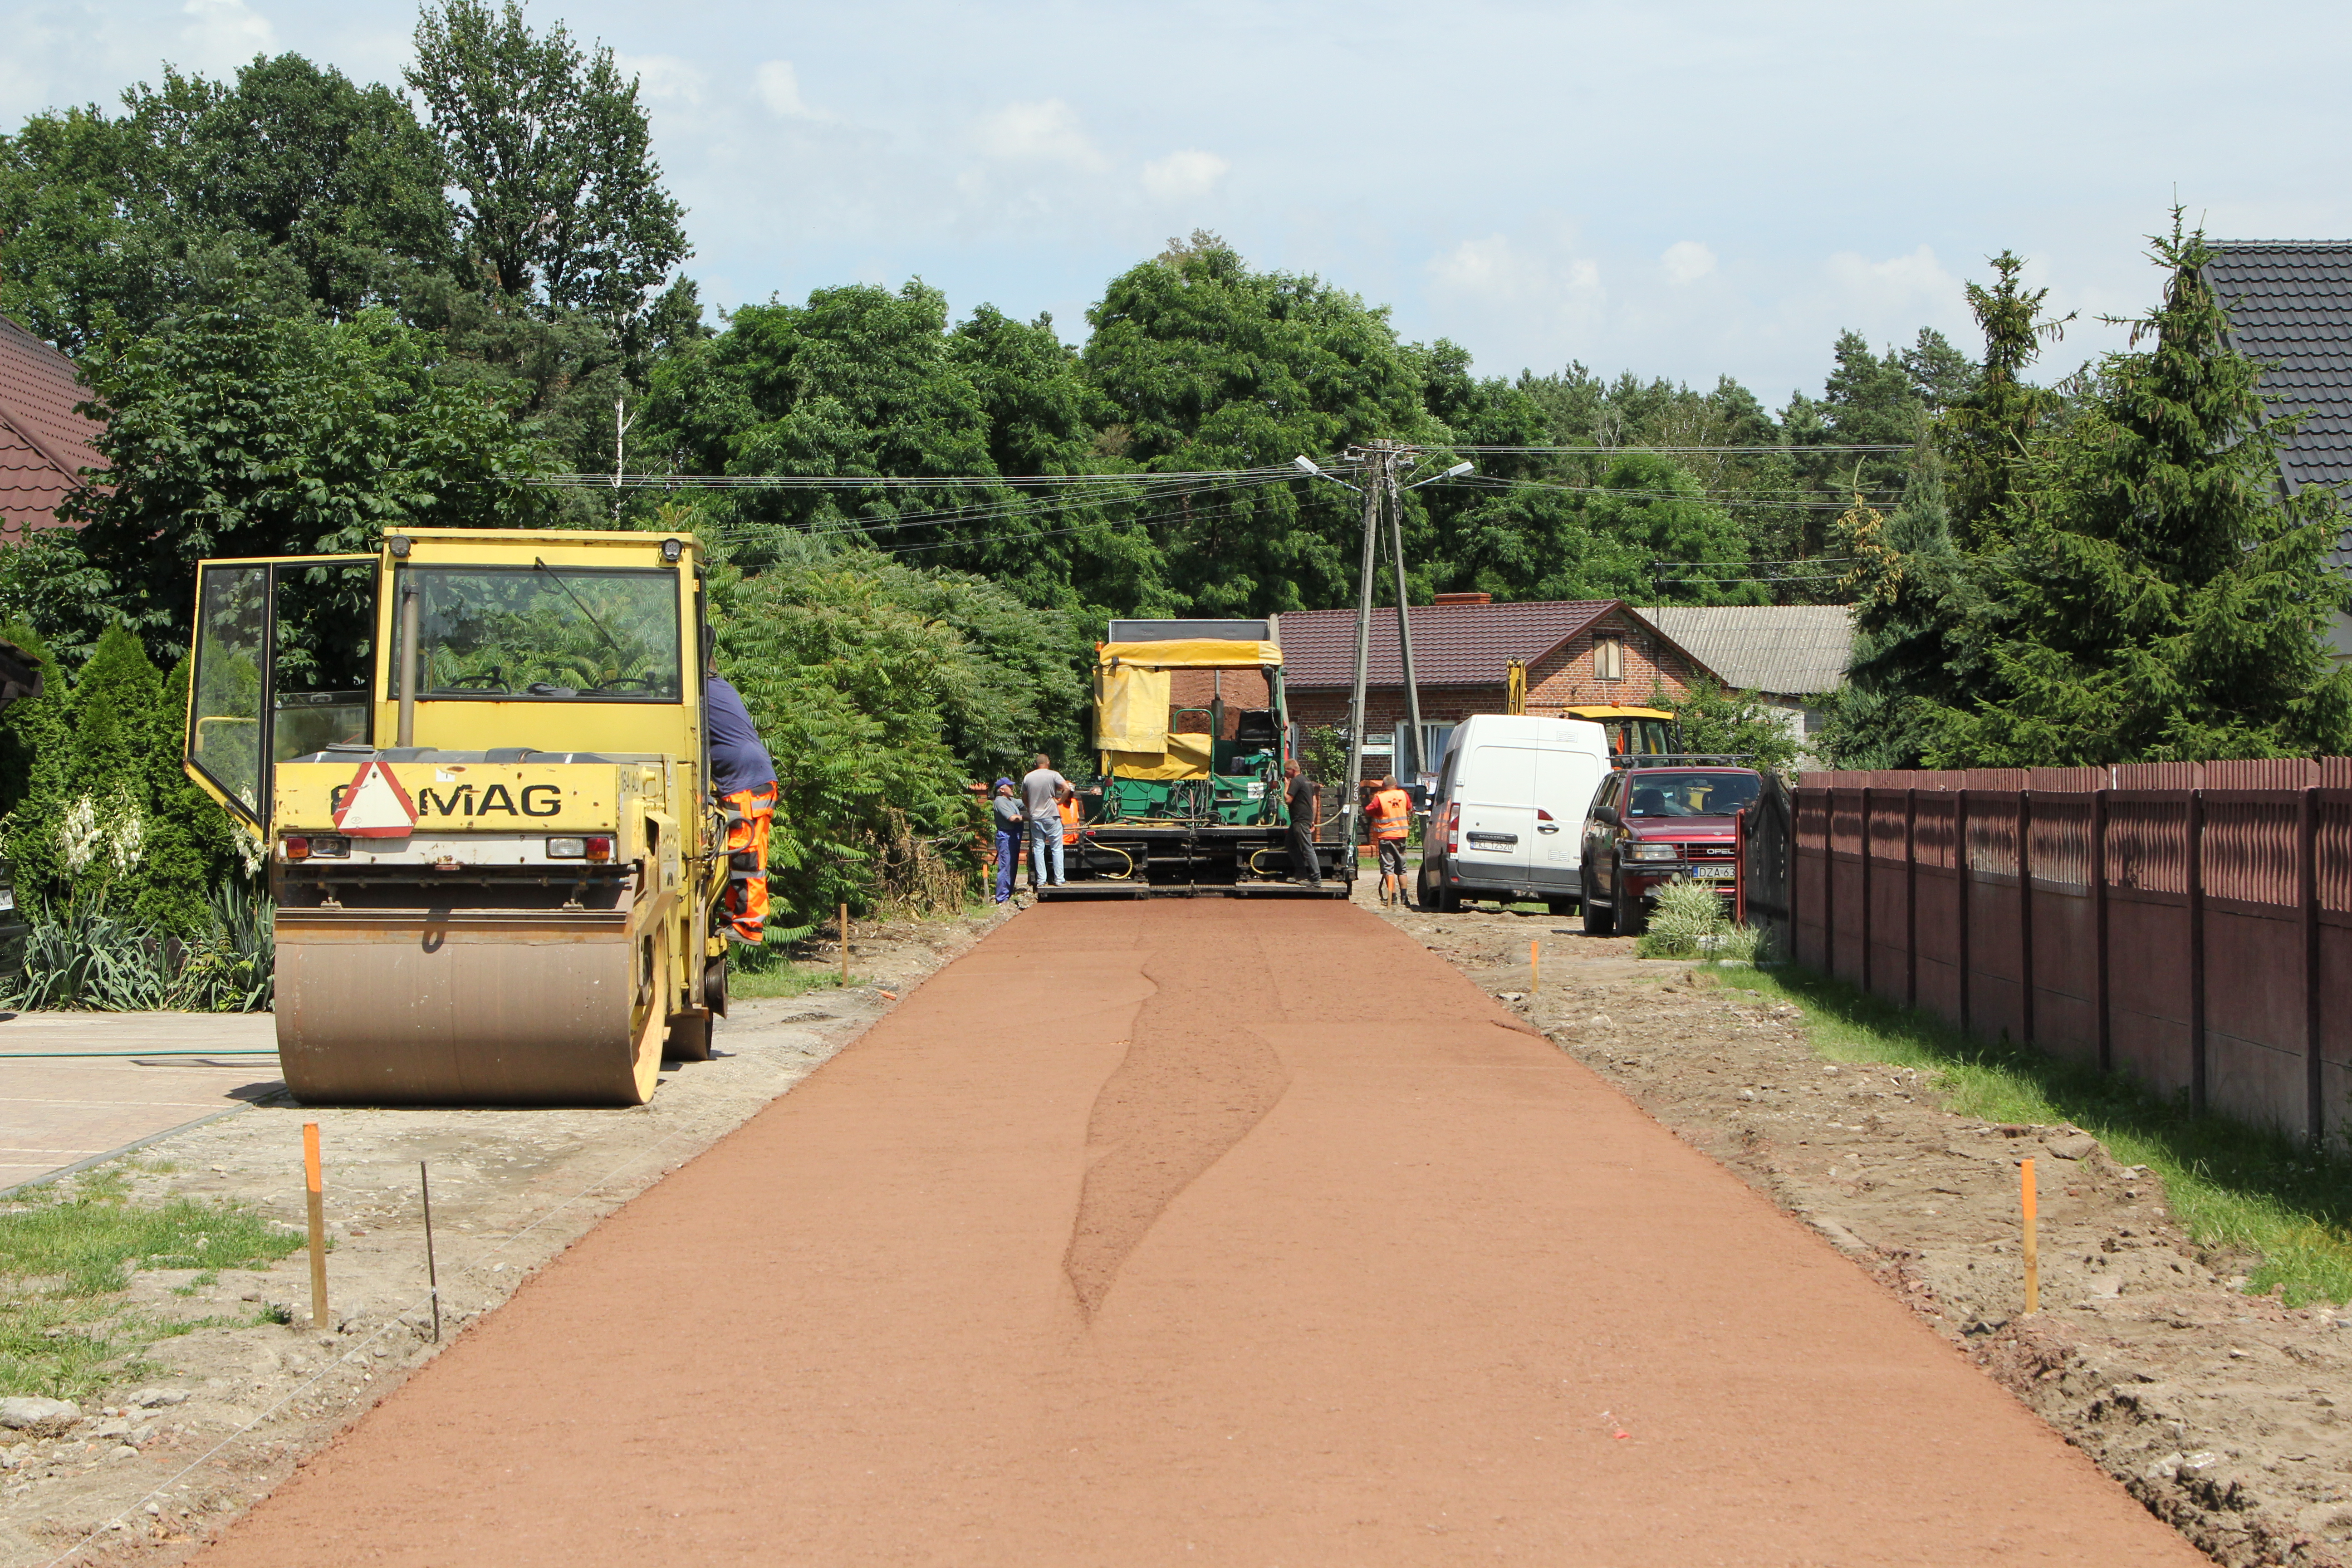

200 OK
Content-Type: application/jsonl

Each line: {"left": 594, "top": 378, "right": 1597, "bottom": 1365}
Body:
{"left": 185, "top": 556, "right": 377, "bottom": 834}
{"left": 1582, "top": 772, "right": 1625, "bottom": 897}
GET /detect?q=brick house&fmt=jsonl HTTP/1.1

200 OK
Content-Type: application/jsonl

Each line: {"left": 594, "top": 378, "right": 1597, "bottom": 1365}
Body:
{"left": 0, "top": 315, "right": 102, "bottom": 540}
{"left": 1274, "top": 593, "right": 1720, "bottom": 780}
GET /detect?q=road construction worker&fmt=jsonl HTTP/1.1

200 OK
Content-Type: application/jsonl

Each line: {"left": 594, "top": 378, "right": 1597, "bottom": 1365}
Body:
{"left": 1022, "top": 753, "right": 1070, "bottom": 888}
{"left": 1369, "top": 773, "right": 1413, "bottom": 908}
{"left": 990, "top": 778, "right": 1023, "bottom": 903}
{"left": 1058, "top": 787, "right": 1082, "bottom": 851}
{"left": 706, "top": 664, "right": 779, "bottom": 943}
{"left": 1283, "top": 759, "right": 1321, "bottom": 888}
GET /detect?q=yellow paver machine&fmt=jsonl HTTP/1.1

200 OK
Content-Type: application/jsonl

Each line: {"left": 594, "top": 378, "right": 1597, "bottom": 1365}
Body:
{"left": 1043, "top": 634, "right": 1348, "bottom": 898}
{"left": 181, "top": 529, "right": 729, "bottom": 1107}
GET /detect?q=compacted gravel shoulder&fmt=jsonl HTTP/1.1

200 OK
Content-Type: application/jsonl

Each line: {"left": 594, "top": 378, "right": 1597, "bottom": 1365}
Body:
{"left": 1370, "top": 882, "right": 2352, "bottom": 1568}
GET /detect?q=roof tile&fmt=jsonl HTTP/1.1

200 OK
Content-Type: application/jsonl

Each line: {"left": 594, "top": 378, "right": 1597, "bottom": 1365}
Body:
{"left": 1278, "top": 600, "right": 1617, "bottom": 688}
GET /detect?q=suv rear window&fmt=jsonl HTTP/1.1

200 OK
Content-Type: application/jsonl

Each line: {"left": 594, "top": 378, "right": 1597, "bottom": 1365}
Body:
{"left": 1625, "top": 772, "right": 1760, "bottom": 818}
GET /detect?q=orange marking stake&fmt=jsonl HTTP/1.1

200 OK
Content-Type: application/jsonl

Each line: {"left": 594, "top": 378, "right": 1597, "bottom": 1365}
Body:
{"left": 304, "top": 1122, "right": 328, "bottom": 1330}
{"left": 1531, "top": 939, "right": 1540, "bottom": 995}
{"left": 2020, "top": 1156, "right": 2038, "bottom": 1315}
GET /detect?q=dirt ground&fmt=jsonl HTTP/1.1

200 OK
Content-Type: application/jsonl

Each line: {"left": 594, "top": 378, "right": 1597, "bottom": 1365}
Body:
{"left": 0, "top": 903, "right": 1010, "bottom": 1568}
{"left": 1364, "top": 878, "right": 2352, "bottom": 1568}
{"left": 181, "top": 894, "right": 2195, "bottom": 1567}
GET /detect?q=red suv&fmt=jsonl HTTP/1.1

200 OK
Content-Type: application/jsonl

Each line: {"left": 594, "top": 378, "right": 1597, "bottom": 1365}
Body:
{"left": 1579, "top": 765, "right": 1761, "bottom": 936}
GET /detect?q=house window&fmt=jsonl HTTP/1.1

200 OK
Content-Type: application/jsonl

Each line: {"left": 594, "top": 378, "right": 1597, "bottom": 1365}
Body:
{"left": 1592, "top": 636, "right": 1624, "bottom": 682}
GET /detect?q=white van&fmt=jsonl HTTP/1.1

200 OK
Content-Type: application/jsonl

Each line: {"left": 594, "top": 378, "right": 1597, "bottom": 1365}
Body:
{"left": 1415, "top": 715, "right": 1611, "bottom": 913}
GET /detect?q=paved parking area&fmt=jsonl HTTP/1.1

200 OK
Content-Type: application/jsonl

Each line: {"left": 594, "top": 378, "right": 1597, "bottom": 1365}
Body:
{"left": 0, "top": 1013, "right": 281, "bottom": 1191}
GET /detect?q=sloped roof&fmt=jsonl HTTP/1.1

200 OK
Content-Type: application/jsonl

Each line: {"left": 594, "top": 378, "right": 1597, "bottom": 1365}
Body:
{"left": 1635, "top": 605, "right": 1854, "bottom": 696}
{"left": 2204, "top": 244, "right": 2352, "bottom": 510}
{"left": 1279, "top": 599, "right": 1615, "bottom": 688}
{"left": 0, "top": 315, "right": 103, "bottom": 536}
{"left": 1277, "top": 598, "right": 1729, "bottom": 690}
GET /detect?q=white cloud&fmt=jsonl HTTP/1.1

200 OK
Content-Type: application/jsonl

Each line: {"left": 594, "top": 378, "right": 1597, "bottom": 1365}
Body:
{"left": 178, "top": 0, "right": 273, "bottom": 70}
{"left": 1427, "top": 233, "right": 1602, "bottom": 307}
{"left": 974, "top": 100, "right": 1107, "bottom": 170}
{"left": 1823, "top": 245, "right": 1962, "bottom": 314}
{"left": 1142, "top": 149, "right": 1229, "bottom": 203}
{"left": 1661, "top": 240, "right": 1715, "bottom": 285}
{"left": 755, "top": 60, "right": 830, "bottom": 121}
{"left": 621, "top": 54, "right": 707, "bottom": 107}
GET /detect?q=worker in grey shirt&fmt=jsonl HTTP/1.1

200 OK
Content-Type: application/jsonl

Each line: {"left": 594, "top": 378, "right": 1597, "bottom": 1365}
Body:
{"left": 1021, "top": 752, "right": 1069, "bottom": 888}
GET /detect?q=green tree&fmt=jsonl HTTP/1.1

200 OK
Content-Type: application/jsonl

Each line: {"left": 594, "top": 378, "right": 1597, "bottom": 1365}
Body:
{"left": 1941, "top": 250, "right": 2072, "bottom": 546}
{"left": 62, "top": 304, "right": 554, "bottom": 664}
{"left": 408, "top": 0, "right": 689, "bottom": 329}
{"left": 710, "top": 553, "right": 1088, "bottom": 917}
{"left": 1927, "top": 216, "right": 2352, "bottom": 765}
{"left": 1670, "top": 678, "right": 1801, "bottom": 775}
{"left": 1081, "top": 235, "right": 1431, "bottom": 615}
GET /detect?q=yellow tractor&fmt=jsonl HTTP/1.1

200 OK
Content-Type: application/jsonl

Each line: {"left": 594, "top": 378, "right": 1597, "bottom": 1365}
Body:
{"left": 181, "top": 529, "right": 730, "bottom": 1107}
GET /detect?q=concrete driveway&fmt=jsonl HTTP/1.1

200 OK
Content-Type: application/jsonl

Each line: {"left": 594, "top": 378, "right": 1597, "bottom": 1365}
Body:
{"left": 0, "top": 1012, "right": 282, "bottom": 1191}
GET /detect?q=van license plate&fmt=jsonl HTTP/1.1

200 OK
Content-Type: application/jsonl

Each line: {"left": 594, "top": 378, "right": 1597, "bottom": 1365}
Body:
{"left": 1466, "top": 832, "right": 1518, "bottom": 848}
{"left": 1691, "top": 864, "right": 1735, "bottom": 881}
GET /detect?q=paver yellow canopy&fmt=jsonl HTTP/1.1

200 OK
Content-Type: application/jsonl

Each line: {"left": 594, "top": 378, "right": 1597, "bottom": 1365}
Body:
{"left": 181, "top": 530, "right": 730, "bottom": 1107}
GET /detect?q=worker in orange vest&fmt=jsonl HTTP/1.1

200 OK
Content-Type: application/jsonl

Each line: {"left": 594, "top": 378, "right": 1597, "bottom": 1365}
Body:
{"left": 1368, "top": 773, "right": 1414, "bottom": 908}
{"left": 1058, "top": 787, "right": 1081, "bottom": 848}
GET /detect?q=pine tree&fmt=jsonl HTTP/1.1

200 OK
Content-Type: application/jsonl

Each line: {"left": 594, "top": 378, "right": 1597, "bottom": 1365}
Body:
{"left": 1941, "top": 250, "right": 2072, "bottom": 547}
{"left": 0, "top": 625, "right": 240, "bottom": 927}
{"left": 1929, "top": 215, "right": 2352, "bottom": 766}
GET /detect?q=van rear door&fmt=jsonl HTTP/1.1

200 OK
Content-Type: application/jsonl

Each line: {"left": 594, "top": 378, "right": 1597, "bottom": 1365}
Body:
{"left": 1456, "top": 743, "right": 1536, "bottom": 889}
{"left": 1530, "top": 745, "right": 1606, "bottom": 895}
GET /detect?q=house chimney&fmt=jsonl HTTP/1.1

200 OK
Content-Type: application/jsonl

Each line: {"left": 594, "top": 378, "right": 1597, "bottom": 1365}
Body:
{"left": 1432, "top": 592, "right": 1491, "bottom": 606}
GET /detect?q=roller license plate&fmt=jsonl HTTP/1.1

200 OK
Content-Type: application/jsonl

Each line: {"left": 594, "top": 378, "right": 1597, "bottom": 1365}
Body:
{"left": 1690, "top": 864, "right": 1736, "bottom": 881}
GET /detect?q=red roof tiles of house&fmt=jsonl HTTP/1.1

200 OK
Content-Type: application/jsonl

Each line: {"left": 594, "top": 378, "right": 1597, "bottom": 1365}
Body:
{"left": 0, "top": 315, "right": 103, "bottom": 537}
{"left": 1277, "top": 598, "right": 1623, "bottom": 688}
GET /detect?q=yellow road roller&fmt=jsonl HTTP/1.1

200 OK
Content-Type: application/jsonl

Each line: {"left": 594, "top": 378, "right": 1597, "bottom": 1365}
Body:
{"left": 181, "top": 529, "right": 731, "bottom": 1107}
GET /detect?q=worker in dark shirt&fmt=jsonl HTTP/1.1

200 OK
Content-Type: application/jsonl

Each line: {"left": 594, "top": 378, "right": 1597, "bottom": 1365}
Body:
{"left": 1283, "top": 759, "right": 1321, "bottom": 888}
{"left": 706, "top": 666, "right": 779, "bottom": 943}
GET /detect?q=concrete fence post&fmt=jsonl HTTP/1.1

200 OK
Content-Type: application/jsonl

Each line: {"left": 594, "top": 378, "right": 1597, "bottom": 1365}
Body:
{"left": 1956, "top": 790, "right": 1973, "bottom": 1036}
{"left": 1905, "top": 788, "right": 1919, "bottom": 1008}
{"left": 2187, "top": 790, "right": 2206, "bottom": 1114}
{"left": 2092, "top": 789, "right": 2111, "bottom": 1073}
{"left": 2019, "top": 790, "right": 2035, "bottom": 1047}
{"left": 1859, "top": 786, "right": 1872, "bottom": 996}
{"left": 2303, "top": 787, "right": 2323, "bottom": 1147}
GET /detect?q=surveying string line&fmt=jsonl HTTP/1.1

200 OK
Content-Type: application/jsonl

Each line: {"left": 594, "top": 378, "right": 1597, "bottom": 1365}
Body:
{"left": 39, "top": 1064, "right": 815, "bottom": 1568}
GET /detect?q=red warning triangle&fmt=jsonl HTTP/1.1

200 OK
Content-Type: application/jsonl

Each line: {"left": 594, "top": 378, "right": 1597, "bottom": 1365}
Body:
{"left": 333, "top": 759, "right": 418, "bottom": 838}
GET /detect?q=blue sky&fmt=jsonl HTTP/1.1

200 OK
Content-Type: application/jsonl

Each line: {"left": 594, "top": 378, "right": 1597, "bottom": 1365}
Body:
{"left": 7, "top": 0, "right": 2349, "bottom": 406}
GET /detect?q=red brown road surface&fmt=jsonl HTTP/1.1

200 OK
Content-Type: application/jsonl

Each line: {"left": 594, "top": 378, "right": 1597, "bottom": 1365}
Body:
{"left": 200, "top": 900, "right": 2202, "bottom": 1567}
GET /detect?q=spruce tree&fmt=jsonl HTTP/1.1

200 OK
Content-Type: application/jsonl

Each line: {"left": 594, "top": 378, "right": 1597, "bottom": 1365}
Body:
{"left": 1929, "top": 215, "right": 2352, "bottom": 765}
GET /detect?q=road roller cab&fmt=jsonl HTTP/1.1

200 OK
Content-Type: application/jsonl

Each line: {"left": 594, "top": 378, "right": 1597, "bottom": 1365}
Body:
{"left": 181, "top": 529, "right": 729, "bottom": 1107}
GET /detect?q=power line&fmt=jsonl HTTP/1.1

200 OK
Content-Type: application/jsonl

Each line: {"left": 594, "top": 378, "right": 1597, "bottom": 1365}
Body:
{"left": 1445, "top": 443, "right": 1918, "bottom": 455}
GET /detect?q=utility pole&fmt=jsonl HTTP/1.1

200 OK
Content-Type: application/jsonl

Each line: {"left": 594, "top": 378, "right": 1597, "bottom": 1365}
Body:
{"left": 1384, "top": 452, "right": 1425, "bottom": 785}
{"left": 1340, "top": 443, "right": 1387, "bottom": 854}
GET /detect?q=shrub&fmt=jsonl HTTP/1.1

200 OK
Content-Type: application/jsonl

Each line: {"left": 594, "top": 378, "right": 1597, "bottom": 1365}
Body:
{"left": 1637, "top": 877, "right": 1772, "bottom": 963}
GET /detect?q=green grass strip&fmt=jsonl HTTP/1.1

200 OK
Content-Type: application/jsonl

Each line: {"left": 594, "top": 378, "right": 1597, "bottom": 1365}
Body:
{"left": 0, "top": 1173, "right": 306, "bottom": 1398}
{"left": 1707, "top": 963, "right": 2352, "bottom": 1307}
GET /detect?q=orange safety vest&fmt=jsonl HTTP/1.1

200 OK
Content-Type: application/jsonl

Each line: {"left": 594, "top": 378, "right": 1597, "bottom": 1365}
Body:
{"left": 1059, "top": 796, "right": 1081, "bottom": 846}
{"left": 1369, "top": 787, "right": 1412, "bottom": 841}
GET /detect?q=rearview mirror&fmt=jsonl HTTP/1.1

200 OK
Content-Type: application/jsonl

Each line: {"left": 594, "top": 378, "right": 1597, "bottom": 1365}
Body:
{"left": 1590, "top": 805, "right": 1619, "bottom": 826}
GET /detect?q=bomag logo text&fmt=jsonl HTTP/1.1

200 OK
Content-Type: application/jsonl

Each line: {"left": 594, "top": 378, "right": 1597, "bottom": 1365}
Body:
{"left": 325, "top": 779, "right": 568, "bottom": 817}
{"left": 416, "top": 783, "right": 564, "bottom": 818}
